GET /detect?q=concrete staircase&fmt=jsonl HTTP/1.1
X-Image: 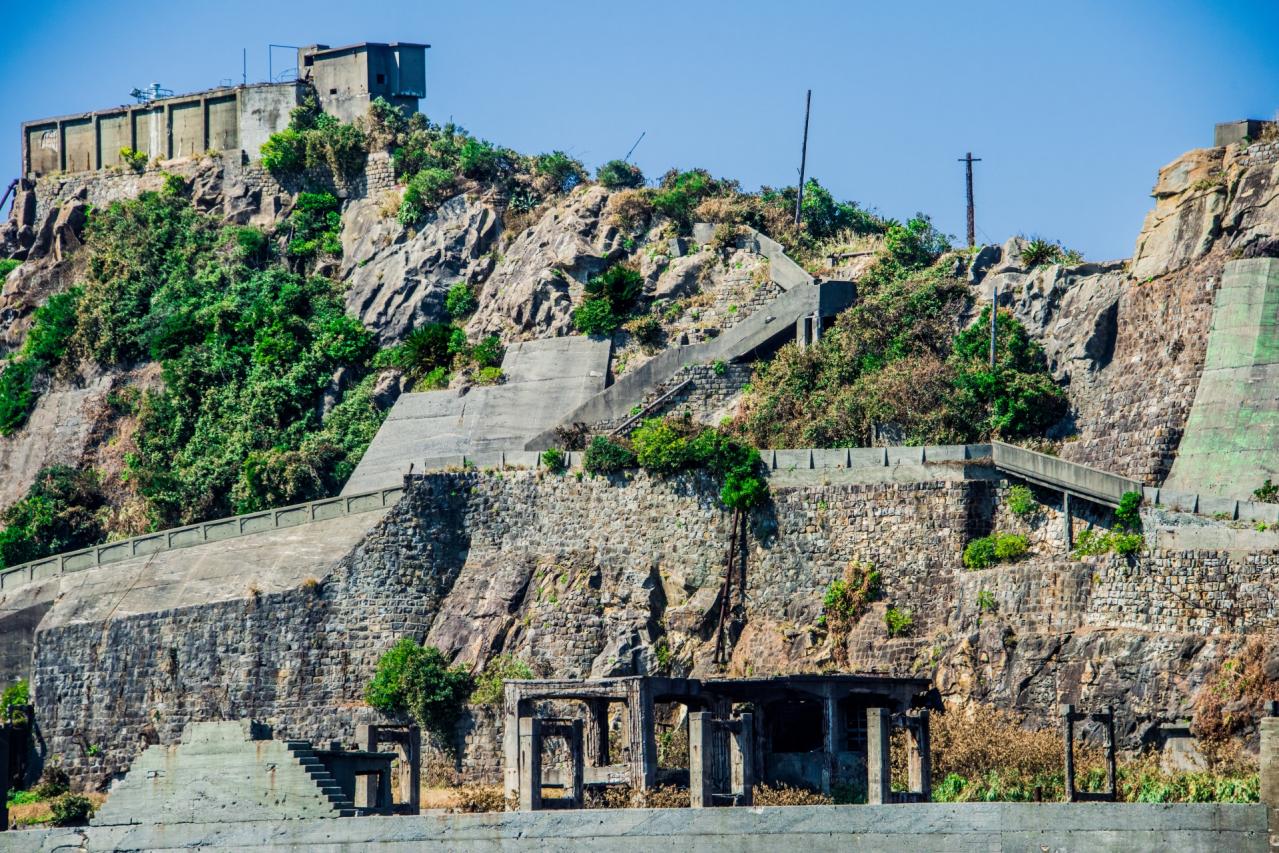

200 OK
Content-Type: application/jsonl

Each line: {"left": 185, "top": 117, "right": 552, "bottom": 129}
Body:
{"left": 285, "top": 740, "right": 358, "bottom": 816}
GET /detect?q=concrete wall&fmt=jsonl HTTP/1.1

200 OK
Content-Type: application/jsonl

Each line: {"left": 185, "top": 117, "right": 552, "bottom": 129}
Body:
{"left": 4, "top": 803, "right": 1267, "bottom": 852}
{"left": 20, "top": 82, "right": 306, "bottom": 177}
{"left": 1165, "top": 258, "right": 1279, "bottom": 498}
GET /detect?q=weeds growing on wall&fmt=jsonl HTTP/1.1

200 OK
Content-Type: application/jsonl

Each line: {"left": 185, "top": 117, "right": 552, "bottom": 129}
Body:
{"left": 260, "top": 95, "right": 367, "bottom": 182}
{"left": 573, "top": 263, "right": 644, "bottom": 336}
{"left": 1006, "top": 485, "right": 1037, "bottom": 517}
{"left": 963, "top": 533, "right": 1029, "bottom": 570}
{"left": 469, "top": 655, "right": 535, "bottom": 705}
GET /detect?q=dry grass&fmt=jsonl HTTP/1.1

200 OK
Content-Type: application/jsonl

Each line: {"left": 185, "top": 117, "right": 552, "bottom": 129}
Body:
{"left": 9, "top": 792, "right": 106, "bottom": 828}
{"left": 1192, "top": 636, "right": 1279, "bottom": 769}
{"left": 606, "top": 190, "right": 654, "bottom": 230}
{"left": 752, "top": 782, "right": 833, "bottom": 806}
{"left": 583, "top": 784, "right": 689, "bottom": 809}
{"left": 450, "top": 784, "right": 507, "bottom": 813}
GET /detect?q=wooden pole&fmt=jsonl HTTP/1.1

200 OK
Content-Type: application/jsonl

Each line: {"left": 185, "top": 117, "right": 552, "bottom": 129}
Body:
{"left": 794, "top": 90, "right": 811, "bottom": 227}
{"left": 958, "top": 152, "right": 982, "bottom": 248}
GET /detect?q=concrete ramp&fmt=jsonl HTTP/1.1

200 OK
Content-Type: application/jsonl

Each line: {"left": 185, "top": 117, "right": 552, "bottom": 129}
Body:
{"left": 1165, "top": 258, "right": 1279, "bottom": 498}
{"left": 342, "top": 336, "right": 610, "bottom": 493}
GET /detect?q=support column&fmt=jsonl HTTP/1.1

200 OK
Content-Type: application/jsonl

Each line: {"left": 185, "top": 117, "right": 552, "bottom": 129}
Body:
{"left": 1062, "top": 704, "right": 1076, "bottom": 802}
{"left": 406, "top": 726, "right": 421, "bottom": 813}
{"left": 354, "top": 724, "right": 375, "bottom": 809}
{"left": 518, "top": 717, "right": 542, "bottom": 811}
{"left": 568, "top": 719, "right": 585, "bottom": 808}
{"left": 585, "top": 699, "right": 610, "bottom": 766}
{"left": 908, "top": 710, "right": 931, "bottom": 802}
{"left": 689, "top": 712, "right": 713, "bottom": 808}
{"left": 1260, "top": 703, "right": 1279, "bottom": 840}
{"left": 92, "top": 115, "right": 102, "bottom": 170}
{"left": 377, "top": 767, "right": 392, "bottom": 813}
{"left": 503, "top": 688, "right": 523, "bottom": 807}
{"left": 731, "top": 713, "right": 755, "bottom": 806}
{"left": 866, "top": 708, "right": 891, "bottom": 805}
{"left": 628, "top": 680, "right": 657, "bottom": 790}
{"left": 1063, "top": 492, "right": 1073, "bottom": 549}
{"left": 821, "top": 692, "right": 839, "bottom": 795}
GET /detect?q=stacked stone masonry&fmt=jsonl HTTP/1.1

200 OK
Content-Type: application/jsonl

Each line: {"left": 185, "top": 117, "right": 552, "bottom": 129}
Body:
{"left": 26, "top": 468, "right": 1279, "bottom": 788}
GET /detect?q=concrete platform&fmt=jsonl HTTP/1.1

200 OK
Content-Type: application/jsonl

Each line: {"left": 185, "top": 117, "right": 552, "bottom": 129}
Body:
{"left": 5, "top": 802, "right": 1266, "bottom": 852}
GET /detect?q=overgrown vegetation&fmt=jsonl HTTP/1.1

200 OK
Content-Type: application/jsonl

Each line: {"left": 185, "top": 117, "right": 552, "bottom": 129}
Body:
{"left": 470, "top": 654, "right": 535, "bottom": 705}
{"left": 573, "top": 263, "right": 644, "bottom": 336}
{"left": 1006, "top": 484, "right": 1037, "bottom": 517}
{"left": 583, "top": 435, "right": 638, "bottom": 473}
{"left": 963, "top": 533, "right": 1030, "bottom": 570}
{"left": 732, "top": 227, "right": 1065, "bottom": 448}
{"left": 0, "top": 286, "right": 80, "bottom": 435}
{"left": 260, "top": 95, "right": 367, "bottom": 182}
{"left": 366, "top": 639, "right": 474, "bottom": 739}
{"left": 1019, "top": 236, "right": 1083, "bottom": 268}
{"left": 884, "top": 606, "right": 914, "bottom": 637}
{"left": 1254, "top": 479, "right": 1279, "bottom": 503}
{"left": 1071, "top": 490, "right": 1144, "bottom": 558}
{"left": 0, "top": 467, "right": 105, "bottom": 568}
{"left": 819, "top": 561, "right": 881, "bottom": 663}
{"left": 627, "top": 415, "right": 767, "bottom": 510}
{"left": 596, "top": 159, "right": 645, "bottom": 189}
{"left": 928, "top": 703, "right": 1256, "bottom": 803}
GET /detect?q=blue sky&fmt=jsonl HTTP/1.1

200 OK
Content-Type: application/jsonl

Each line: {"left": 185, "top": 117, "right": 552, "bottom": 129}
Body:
{"left": 3, "top": 0, "right": 1277, "bottom": 260}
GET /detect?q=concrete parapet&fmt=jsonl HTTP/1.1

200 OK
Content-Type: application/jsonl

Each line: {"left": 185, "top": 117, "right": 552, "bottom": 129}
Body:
{"left": 7, "top": 802, "right": 1267, "bottom": 852}
{"left": 993, "top": 441, "right": 1141, "bottom": 507}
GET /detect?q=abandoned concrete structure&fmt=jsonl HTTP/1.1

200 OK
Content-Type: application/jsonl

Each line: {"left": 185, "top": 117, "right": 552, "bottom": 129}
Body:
{"left": 19, "top": 41, "right": 427, "bottom": 178}
{"left": 503, "top": 674, "right": 936, "bottom": 809}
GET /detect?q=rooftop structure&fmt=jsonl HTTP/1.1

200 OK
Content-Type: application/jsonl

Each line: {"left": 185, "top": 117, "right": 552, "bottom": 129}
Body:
{"left": 19, "top": 41, "right": 428, "bottom": 178}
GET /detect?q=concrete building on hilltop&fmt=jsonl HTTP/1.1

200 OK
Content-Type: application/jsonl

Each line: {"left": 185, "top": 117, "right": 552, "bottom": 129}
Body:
{"left": 19, "top": 41, "right": 428, "bottom": 179}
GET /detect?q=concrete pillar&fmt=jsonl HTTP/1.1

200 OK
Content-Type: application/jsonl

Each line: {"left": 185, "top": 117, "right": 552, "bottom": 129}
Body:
{"left": 821, "top": 693, "right": 839, "bottom": 794}
{"left": 731, "top": 713, "right": 754, "bottom": 806}
{"left": 1260, "top": 710, "right": 1279, "bottom": 837}
{"left": 91, "top": 115, "right": 102, "bottom": 170}
{"left": 568, "top": 719, "right": 585, "bottom": 809}
{"left": 57, "top": 121, "right": 66, "bottom": 172}
{"left": 585, "top": 699, "right": 610, "bottom": 766}
{"left": 376, "top": 767, "right": 391, "bottom": 812}
{"left": 627, "top": 680, "right": 657, "bottom": 790}
{"left": 164, "top": 103, "right": 173, "bottom": 159}
{"left": 405, "top": 726, "right": 421, "bottom": 813}
{"left": 689, "top": 712, "right": 713, "bottom": 808}
{"left": 866, "top": 707, "right": 891, "bottom": 805}
{"left": 354, "top": 724, "right": 374, "bottom": 808}
{"left": 1061, "top": 704, "right": 1076, "bottom": 802}
{"left": 518, "top": 717, "right": 542, "bottom": 811}
{"left": 200, "top": 97, "right": 209, "bottom": 154}
{"left": 1063, "top": 492, "right": 1073, "bottom": 549}
{"left": 503, "top": 689, "right": 522, "bottom": 807}
{"left": 908, "top": 710, "right": 931, "bottom": 801}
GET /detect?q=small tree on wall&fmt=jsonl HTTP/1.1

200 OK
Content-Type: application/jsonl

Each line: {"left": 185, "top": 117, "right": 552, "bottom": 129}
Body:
{"left": 366, "top": 639, "right": 474, "bottom": 741}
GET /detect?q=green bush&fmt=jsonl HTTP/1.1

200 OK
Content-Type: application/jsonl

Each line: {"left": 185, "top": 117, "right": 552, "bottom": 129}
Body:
{"left": 821, "top": 562, "right": 881, "bottom": 634}
{"left": 49, "top": 793, "right": 94, "bottom": 826}
{"left": 1115, "top": 490, "right": 1142, "bottom": 531}
{"left": 118, "top": 147, "right": 148, "bottom": 173}
{"left": 631, "top": 418, "right": 691, "bottom": 474}
{"left": 470, "top": 655, "right": 535, "bottom": 705}
{"left": 1, "top": 679, "right": 29, "bottom": 722}
{"left": 1006, "top": 485, "right": 1036, "bottom": 517}
{"left": 0, "top": 259, "right": 20, "bottom": 278}
{"left": 365, "top": 639, "right": 474, "bottom": 738}
{"left": 471, "top": 335, "right": 504, "bottom": 369}
{"left": 419, "top": 366, "right": 450, "bottom": 390}
{"left": 963, "top": 536, "right": 997, "bottom": 570}
{"left": 1254, "top": 479, "right": 1279, "bottom": 503}
{"left": 259, "top": 128, "right": 306, "bottom": 175}
{"left": 1020, "top": 237, "right": 1068, "bottom": 268}
{"left": 445, "top": 282, "right": 477, "bottom": 318}
{"left": 161, "top": 173, "right": 186, "bottom": 196}
{"left": 395, "top": 323, "right": 456, "bottom": 380}
{"left": 1073, "top": 528, "right": 1144, "bottom": 558}
{"left": 884, "top": 607, "right": 913, "bottom": 638}
{"left": 541, "top": 448, "right": 566, "bottom": 472}
{"left": 0, "top": 358, "right": 37, "bottom": 436}
{"left": 584, "top": 435, "right": 638, "bottom": 473}
{"left": 0, "top": 466, "right": 105, "bottom": 569}
{"left": 286, "top": 192, "right": 342, "bottom": 259}
{"left": 474, "top": 366, "right": 503, "bottom": 385}
{"left": 652, "top": 169, "right": 722, "bottom": 230}
{"left": 399, "top": 167, "right": 458, "bottom": 225}
{"left": 534, "top": 151, "right": 587, "bottom": 194}
{"left": 573, "top": 297, "right": 619, "bottom": 336}
{"left": 992, "top": 533, "right": 1028, "bottom": 561}
{"left": 596, "top": 159, "right": 645, "bottom": 189}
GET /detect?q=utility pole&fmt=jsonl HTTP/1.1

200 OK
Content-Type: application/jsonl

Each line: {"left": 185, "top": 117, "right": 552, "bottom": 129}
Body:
{"left": 989, "top": 285, "right": 998, "bottom": 370}
{"left": 958, "top": 152, "right": 981, "bottom": 247}
{"left": 623, "top": 131, "right": 645, "bottom": 163}
{"left": 794, "top": 89, "right": 812, "bottom": 227}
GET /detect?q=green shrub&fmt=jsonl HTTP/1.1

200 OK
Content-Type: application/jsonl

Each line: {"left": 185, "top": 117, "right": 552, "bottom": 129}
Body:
{"left": 1254, "top": 479, "right": 1279, "bottom": 503}
{"left": 584, "top": 435, "right": 638, "bottom": 473}
{"left": 631, "top": 418, "right": 691, "bottom": 474}
{"left": 399, "top": 167, "right": 458, "bottom": 225}
{"left": 471, "top": 335, "right": 504, "bottom": 369}
{"left": 118, "top": 147, "right": 148, "bottom": 173}
{"left": 596, "top": 159, "right": 645, "bottom": 189}
{"left": 286, "top": 192, "right": 342, "bottom": 259}
{"left": 470, "top": 655, "right": 535, "bottom": 705}
{"left": 821, "top": 562, "right": 881, "bottom": 635}
{"left": 0, "top": 466, "right": 106, "bottom": 569}
{"left": 1, "top": 679, "right": 29, "bottom": 722}
{"left": 418, "top": 366, "right": 450, "bottom": 390}
{"left": 573, "top": 297, "right": 619, "bottom": 336}
{"left": 395, "top": 323, "right": 456, "bottom": 380}
{"left": 366, "top": 639, "right": 474, "bottom": 738}
{"left": 652, "top": 169, "right": 722, "bottom": 230}
{"left": 541, "top": 448, "right": 566, "bottom": 472}
{"left": 49, "top": 793, "right": 94, "bottom": 826}
{"left": 475, "top": 366, "right": 503, "bottom": 385}
{"left": 0, "top": 358, "right": 37, "bottom": 436}
{"left": 1006, "top": 485, "right": 1036, "bottom": 517}
{"left": 624, "top": 314, "right": 663, "bottom": 349}
{"left": 1113, "top": 532, "right": 1144, "bottom": 555}
{"left": 884, "top": 606, "right": 913, "bottom": 638}
{"left": 976, "top": 590, "right": 997, "bottom": 613}
{"left": 161, "top": 173, "right": 186, "bottom": 196}
{"left": 259, "top": 128, "right": 306, "bottom": 175}
{"left": 993, "top": 533, "right": 1028, "bottom": 561}
{"left": 1115, "top": 490, "right": 1143, "bottom": 531}
{"left": 0, "top": 259, "right": 20, "bottom": 278}
{"left": 34, "top": 766, "right": 69, "bottom": 800}
{"left": 1073, "top": 528, "right": 1144, "bottom": 558}
{"left": 1019, "top": 237, "right": 1075, "bottom": 268}
{"left": 534, "top": 151, "right": 587, "bottom": 194}
{"left": 585, "top": 264, "right": 643, "bottom": 312}
{"left": 445, "top": 282, "right": 477, "bottom": 318}
{"left": 963, "top": 536, "right": 997, "bottom": 570}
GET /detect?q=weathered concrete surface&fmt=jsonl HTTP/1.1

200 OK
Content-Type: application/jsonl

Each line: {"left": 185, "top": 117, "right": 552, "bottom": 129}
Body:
{"left": 92, "top": 720, "right": 348, "bottom": 826}
{"left": 5, "top": 803, "right": 1266, "bottom": 852}
{"left": 1165, "top": 258, "right": 1279, "bottom": 497}
{"left": 342, "top": 336, "right": 610, "bottom": 493}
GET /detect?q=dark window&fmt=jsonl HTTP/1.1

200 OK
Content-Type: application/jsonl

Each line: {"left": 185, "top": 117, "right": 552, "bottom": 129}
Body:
{"left": 767, "top": 698, "right": 824, "bottom": 752}
{"left": 376, "top": 73, "right": 385, "bottom": 85}
{"left": 329, "top": 88, "right": 338, "bottom": 95}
